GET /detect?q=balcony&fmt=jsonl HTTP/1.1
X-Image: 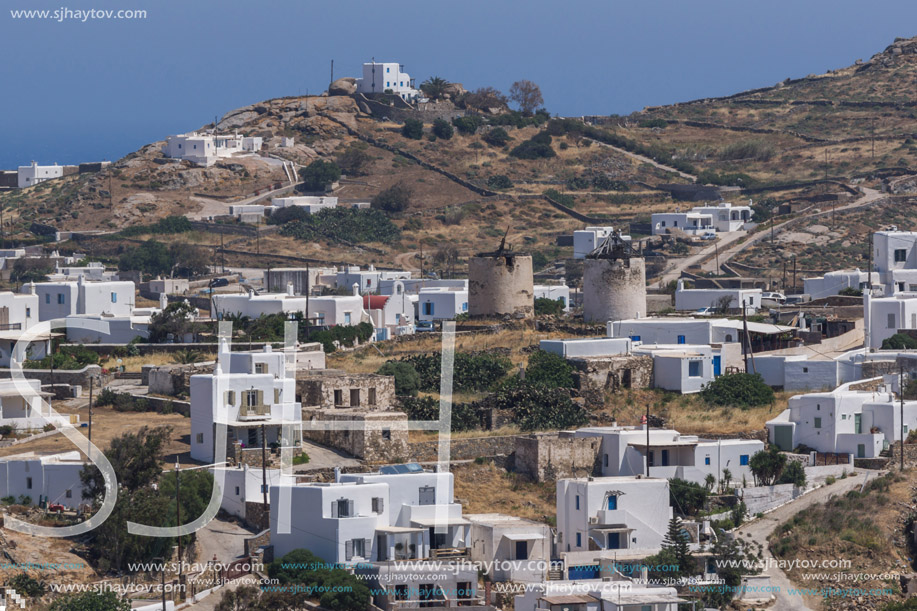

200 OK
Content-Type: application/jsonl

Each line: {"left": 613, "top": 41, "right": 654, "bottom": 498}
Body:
{"left": 239, "top": 403, "right": 271, "bottom": 420}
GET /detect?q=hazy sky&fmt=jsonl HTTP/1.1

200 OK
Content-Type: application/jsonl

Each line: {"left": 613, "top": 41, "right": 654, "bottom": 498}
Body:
{"left": 1, "top": 0, "right": 915, "bottom": 169}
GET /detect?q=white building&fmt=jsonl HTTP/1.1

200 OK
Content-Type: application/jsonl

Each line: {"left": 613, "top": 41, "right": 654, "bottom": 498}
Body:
{"left": 47, "top": 262, "right": 117, "bottom": 282}
{"left": 0, "top": 378, "right": 74, "bottom": 431}
{"left": 211, "top": 288, "right": 368, "bottom": 328}
{"left": 270, "top": 467, "right": 468, "bottom": 563}
{"left": 556, "top": 477, "right": 671, "bottom": 555}
{"left": 751, "top": 354, "right": 855, "bottom": 392}
{"left": 516, "top": 582, "right": 684, "bottom": 611}
{"left": 689, "top": 202, "right": 753, "bottom": 232}
{"left": 0, "top": 291, "right": 39, "bottom": 331}
{"left": 766, "top": 378, "right": 917, "bottom": 458}
{"left": 467, "top": 513, "right": 552, "bottom": 583}
{"left": 271, "top": 196, "right": 338, "bottom": 213}
{"left": 364, "top": 288, "right": 414, "bottom": 341}
{"left": 803, "top": 269, "right": 876, "bottom": 299}
{"left": 355, "top": 62, "right": 420, "bottom": 101}
{"left": 651, "top": 212, "right": 713, "bottom": 236}
{"left": 610, "top": 317, "right": 794, "bottom": 347}
{"left": 17, "top": 162, "right": 64, "bottom": 189}
{"left": 27, "top": 278, "right": 134, "bottom": 321}
{"left": 540, "top": 337, "right": 633, "bottom": 359}
{"left": 335, "top": 266, "right": 412, "bottom": 294}
{"left": 64, "top": 313, "right": 152, "bottom": 344}
{"left": 212, "top": 465, "right": 285, "bottom": 520}
{"left": 534, "top": 285, "right": 571, "bottom": 310}
{"left": 674, "top": 280, "right": 762, "bottom": 313}
{"left": 417, "top": 287, "right": 468, "bottom": 321}
{"left": 0, "top": 451, "right": 87, "bottom": 508}
{"left": 574, "top": 426, "right": 763, "bottom": 487}
{"left": 634, "top": 344, "right": 721, "bottom": 393}
{"left": 378, "top": 278, "right": 467, "bottom": 295}
{"left": 189, "top": 344, "right": 301, "bottom": 463}
{"left": 572, "top": 227, "right": 631, "bottom": 259}
{"left": 161, "top": 133, "right": 263, "bottom": 167}
{"left": 866, "top": 293, "right": 917, "bottom": 349}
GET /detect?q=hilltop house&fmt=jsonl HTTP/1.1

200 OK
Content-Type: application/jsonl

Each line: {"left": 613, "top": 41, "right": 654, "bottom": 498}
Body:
{"left": 689, "top": 202, "right": 753, "bottom": 232}
{"left": 355, "top": 62, "right": 420, "bottom": 101}
{"left": 651, "top": 211, "right": 713, "bottom": 236}
{"left": 161, "top": 132, "right": 262, "bottom": 167}
{"left": 0, "top": 451, "right": 88, "bottom": 509}
{"left": 17, "top": 162, "right": 64, "bottom": 188}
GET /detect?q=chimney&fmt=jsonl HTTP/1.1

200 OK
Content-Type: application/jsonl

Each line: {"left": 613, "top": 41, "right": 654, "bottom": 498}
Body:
{"left": 159, "top": 293, "right": 168, "bottom": 310}
{"left": 352, "top": 283, "right": 360, "bottom": 296}
{"left": 334, "top": 467, "right": 341, "bottom": 482}
{"left": 287, "top": 282, "right": 294, "bottom": 296}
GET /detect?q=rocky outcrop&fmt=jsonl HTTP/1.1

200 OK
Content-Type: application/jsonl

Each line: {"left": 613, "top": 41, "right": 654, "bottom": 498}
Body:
{"left": 329, "top": 77, "right": 357, "bottom": 96}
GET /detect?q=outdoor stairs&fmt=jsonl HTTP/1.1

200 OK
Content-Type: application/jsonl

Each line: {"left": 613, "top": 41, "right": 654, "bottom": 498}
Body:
{"left": 880, "top": 448, "right": 893, "bottom": 458}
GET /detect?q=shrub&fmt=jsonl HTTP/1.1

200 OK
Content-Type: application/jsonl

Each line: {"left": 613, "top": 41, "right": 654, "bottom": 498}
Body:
{"left": 398, "top": 352, "right": 512, "bottom": 392}
{"left": 0, "top": 425, "right": 13, "bottom": 436}
{"left": 452, "top": 115, "right": 483, "bottom": 135}
{"left": 432, "top": 118, "right": 454, "bottom": 140}
{"left": 486, "top": 174, "right": 513, "bottom": 189}
{"left": 292, "top": 453, "right": 310, "bottom": 465}
{"left": 700, "top": 373, "right": 774, "bottom": 408}
{"left": 482, "top": 127, "right": 510, "bottom": 147}
{"left": 49, "top": 591, "right": 130, "bottom": 611}
{"left": 749, "top": 445, "right": 787, "bottom": 486}
{"left": 825, "top": 475, "right": 836, "bottom": 485}
{"left": 510, "top": 131, "right": 556, "bottom": 159}
{"left": 490, "top": 379, "right": 588, "bottom": 431}
{"left": 669, "top": 478, "right": 708, "bottom": 516}
{"left": 777, "top": 460, "right": 807, "bottom": 487}
{"left": 401, "top": 118, "right": 424, "bottom": 140}
{"left": 310, "top": 322, "right": 374, "bottom": 353}
{"left": 377, "top": 361, "right": 421, "bottom": 396}
{"left": 399, "top": 396, "right": 480, "bottom": 432}
{"left": 525, "top": 349, "right": 574, "bottom": 388}
{"left": 543, "top": 188, "right": 575, "bottom": 207}
{"left": 882, "top": 333, "right": 917, "bottom": 349}
{"left": 298, "top": 160, "right": 341, "bottom": 192}
{"left": 120, "top": 215, "right": 193, "bottom": 237}
{"left": 269, "top": 549, "right": 371, "bottom": 611}
{"left": 838, "top": 286, "right": 863, "bottom": 297}
{"left": 371, "top": 181, "right": 413, "bottom": 213}
{"left": 336, "top": 142, "right": 373, "bottom": 176}
{"left": 638, "top": 118, "right": 668, "bottom": 129}
{"left": 280, "top": 208, "right": 400, "bottom": 244}
{"left": 534, "top": 297, "right": 565, "bottom": 316}
{"left": 7, "top": 572, "right": 46, "bottom": 598}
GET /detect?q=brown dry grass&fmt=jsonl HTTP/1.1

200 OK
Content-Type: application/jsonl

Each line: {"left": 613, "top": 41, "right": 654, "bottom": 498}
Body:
{"left": 99, "top": 351, "right": 194, "bottom": 373}
{"left": 452, "top": 462, "right": 555, "bottom": 524}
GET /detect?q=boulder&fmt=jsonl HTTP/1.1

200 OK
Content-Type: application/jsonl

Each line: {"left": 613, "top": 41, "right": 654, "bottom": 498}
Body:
{"left": 329, "top": 77, "right": 357, "bottom": 96}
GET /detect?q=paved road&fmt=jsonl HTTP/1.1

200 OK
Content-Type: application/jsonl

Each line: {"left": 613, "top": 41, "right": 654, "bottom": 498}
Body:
{"left": 187, "top": 182, "right": 297, "bottom": 221}
{"left": 733, "top": 471, "right": 875, "bottom": 611}
{"left": 656, "top": 230, "right": 747, "bottom": 286}
{"left": 195, "top": 516, "right": 257, "bottom": 566}
{"left": 295, "top": 439, "right": 361, "bottom": 472}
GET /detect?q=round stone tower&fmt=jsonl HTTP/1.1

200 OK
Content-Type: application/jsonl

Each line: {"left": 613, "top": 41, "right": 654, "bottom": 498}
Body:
{"left": 468, "top": 236, "right": 534, "bottom": 318}
{"left": 582, "top": 231, "right": 646, "bottom": 323}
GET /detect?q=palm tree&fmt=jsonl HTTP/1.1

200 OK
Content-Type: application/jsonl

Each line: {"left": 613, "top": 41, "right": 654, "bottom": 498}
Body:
{"left": 704, "top": 473, "right": 716, "bottom": 492}
{"left": 420, "top": 77, "right": 449, "bottom": 100}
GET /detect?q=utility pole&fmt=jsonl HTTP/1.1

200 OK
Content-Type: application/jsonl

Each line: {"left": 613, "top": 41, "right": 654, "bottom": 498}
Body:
{"left": 645, "top": 401, "right": 650, "bottom": 478}
{"left": 87, "top": 377, "right": 94, "bottom": 451}
{"left": 305, "top": 262, "right": 311, "bottom": 341}
{"left": 330, "top": 59, "right": 334, "bottom": 85}
{"left": 792, "top": 256, "right": 797, "bottom": 294}
{"left": 742, "top": 298, "right": 756, "bottom": 373}
{"left": 261, "top": 423, "right": 269, "bottom": 507}
{"left": 868, "top": 233, "right": 873, "bottom": 291}
{"left": 714, "top": 240, "right": 719, "bottom": 273}
{"left": 220, "top": 229, "right": 225, "bottom": 274}
{"left": 771, "top": 216, "right": 774, "bottom": 244}
{"left": 783, "top": 259, "right": 787, "bottom": 291}
{"left": 175, "top": 459, "right": 182, "bottom": 579}
{"left": 900, "top": 364, "right": 905, "bottom": 471}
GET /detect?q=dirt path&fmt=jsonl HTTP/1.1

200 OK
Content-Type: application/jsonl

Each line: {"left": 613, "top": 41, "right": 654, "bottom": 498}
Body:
{"left": 583, "top": 136, "right": 697, "bottom": 181}
{"left": 733, "top": 471, "right": 875, "bottom": 611}
{"left": 394, "top": 251, "right": 420, "bottom": 272}
{"left": 656, "top": 230, "right": 747, "bottom": 286}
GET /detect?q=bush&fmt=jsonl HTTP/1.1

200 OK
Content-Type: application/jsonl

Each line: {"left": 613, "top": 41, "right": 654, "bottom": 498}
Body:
{"left": 336, "top": 142, "right": 373, "bottom": 176}
{"left": 0, "top": 425, "right": 13, "bottom": 436}
{"left": 838, "top": 286, "right": 863, "bottom": 297}
{"left": 371, "top": 181, "right": 413, "bottom": 213}
{"left": 452, "top": 115, "right": 483, "bottom": 135}
{"left": 401, "top": 118, "right": 424, "bottom": 140}
{"left": 638, "top": 118, "right": 668, "bottom": 129}
{"left": 534, "top": 297, "right": 565, "bottom": 316}
{"left": 432, "top": 118, "right": 454, "bottom": 140}
{"left": 399, "top": 396, "right": 480, "bottom": 432}
{"left": 266, "top": 205, "right": 311, "bottom": 225}
{"left": 525, "top": 349, "right": 574, "bottom": 388}
{"left": 669, "top": 478, "right": 708, "bottom": 516}
{"left": 377, "top": 361, "right": 421, "bottom": 396}
{"left": 292, "top": 453, "right": 310, "bottom": 466}
{"left": 280, "top": 208, "right": 400, "bottom": 244}
{"left": 700, "top": 373, "right": 774, "bottom": 409}
{"left": 777, "top": 460, "right": 807, "bottom": 487}
{"left": 310, "top": 322, "right": 374, "bottom": 353}
{"left": 510, "top": 131, "right": 556, "bottom": 159}
{"left": 49, "top": 591, "right": 130, "bottom": 611}
{"left": 298, "top": 160, "right": 341, "bottom": 192}
{"left": 269, "top": 549, "right": 371, "bottom": 611}
{"left": 882, "top": 333, "right": 917, "bottom": 350}
{"left": 482, "top": 127, "right": 511, "bottom": 147}
{"left": 25, "top": 345, "right": 100, "bottom": 370}
{"left": 120, "top": 215, "right": 193, "bottom": 237}
{"left": 486, "top": 174, "right": 513, "bottom": 189}
{"left": 7, "top": 572, "right": 46, "bottom": 598}
{"left": 490, "top": 379, "right": 588, "bottom": 431}
{"left": 398, "top": 352, "right": 512, "bottom": 392}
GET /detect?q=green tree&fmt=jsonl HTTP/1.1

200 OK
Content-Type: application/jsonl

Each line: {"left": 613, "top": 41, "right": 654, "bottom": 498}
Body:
{"left": 336, "top": 142, "right": 373, "bottom": 176}
{"left": 509, "top": 80, "right": 544, "bottom": 115}
{"left": 669, "top": 478, "right": 708, "bottom": 516}
{"left": 80, "top": 425, "right": 174, "bottom": 498}
{"left": 486, "top": 174, "right": 513, "bottom": 190}
{"left": 378, "top": 361, "right": 421, "bottom": 396}
{"left": 452, "top": 115, "right": 484, "bottom": 135}
{"left": 268, "top": 549, "right": 371, "bottom": 611}
{"left": 118, "top": 240, "right": 172, "bottom": 277}
{"left": 663, "top": 517, "right": 694, "bottom": 578}
{"left": 6, "top": 573, "right": 45, "bottom": 598}
{"left": 777, "top": 459, "right": 807, "bottom": 487}
{"left": 882, "top": 333, "right": 917, "bottom": 349}
{"left": 533, "top": 296, "right": 564, "bottom": 315}
{"left": 401, "top": 118, "right": 424, "bottom": 140}
{"left": 525, "top": 349, "right": 575, "bottom": 389}
{"left": 11, "top": 258, "right": 54, "bottom": 283}
{"left": 298, "top": 159, "right": 341, "bottom": 192}
{"left": 432, "top": 118, "right": 454, "bottom": 140}
{"left": 168, "top": 242, "right": 209, "bottom": 278}
{"left": 371, "top": 181, "right": 413, "bottom": 212}
{"left": 700, "top": 373, "right": 774, "bottom": 408}
{"left": 420, "top": 76, "right": 449, "bottom": 100}
{"left": 748, "top": 445, "right": 787, "bottom": 486}
{"left": 491, "top": 379, "right": 588, "bottom": 431}
{"left": 703, "top": 530, "right": 760, "bottom": 608}
{"left": 148, "top": 300, "right": 199, "bottom": 343}
{"left": 510, "top": 131, "right": 556, "bottom": 159}
{"left": 482, "top": 127, "right": 510, "bottom": 147}
{"left": 49, "top": 591, "right": 131, "bottom": 611}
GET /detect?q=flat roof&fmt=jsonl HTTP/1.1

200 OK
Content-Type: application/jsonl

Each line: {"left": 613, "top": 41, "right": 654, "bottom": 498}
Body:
{"left": 540, "top": 595, "right": 598, "bottom": 605}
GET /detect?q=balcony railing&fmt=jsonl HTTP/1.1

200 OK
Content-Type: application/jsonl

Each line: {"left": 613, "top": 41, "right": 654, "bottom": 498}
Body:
{"left": 239, "top": 404, "right": 271, "bottom": 420}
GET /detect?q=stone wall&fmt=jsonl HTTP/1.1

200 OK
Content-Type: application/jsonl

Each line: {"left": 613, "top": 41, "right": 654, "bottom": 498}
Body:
{"left": 231, "top": 442, "right": 303, "bottom": 468}
{"left": 296, "top": 371, "right": 396, "bottom": 411}
{"left": 0, "top": 365, "right": 105, "bottom": 388}
{"left": 406, "top": 435, "right": 516, "bottom": 463}
{"left": 244, "top": 502, "right": 270, "bottom": 532}
{"left": 147, "top": 363, "right": 213, "bottom": 396}
{"left": 513, "top": 432, "right": 602, "bottom": 482}
{"left": 568, "top": 355, "right": 654, "bottom": 407}
{"left": 302, "top": 409, "right": 409, "bottom": 462}
{"left": 738, "top": 483, "right": 803, "bottom": 515}
{"left": 244, "top": 529, "right": 271, "bottom": 558}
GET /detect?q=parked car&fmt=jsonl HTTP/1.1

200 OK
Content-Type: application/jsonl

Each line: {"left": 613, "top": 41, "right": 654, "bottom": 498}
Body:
{"left": 695, "top": 307, "right": 714, "bottom": 316}
{"left": 211, "top": 277, "right": 230, "bottom": 287}
{"left": 700, "top": 231, "right": 717, "bottom": 240}
{"left": 415, "top": 320, "right": 436, "bottom": 332}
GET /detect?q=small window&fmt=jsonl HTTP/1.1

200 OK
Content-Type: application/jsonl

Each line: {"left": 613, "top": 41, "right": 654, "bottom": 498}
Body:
{"left": 888, "top": 313, "right": 897, "bottom": 329}
{"left": 576, "top": 533, "right": 582, "bottom": 547}
{"left": 344, "top": 312, "right": 352, "bottom": 324}
{"left": 677, "top": 335, "right": 686, "bottom": 344}
{"left": 895, "top": 248, "right": 907, "bottom": 263}
{"left": 423, "top": 302, "right": 434, "bottom": 316}
{"left": 255, "top": 362, "right": 268, "bottom": 374}
{"left": 462, "top": 302, "right": 468, "bottom": 312}
{"left": 26, "top": 477, "right": 32, "bottom": 489}
{"left": 334, "top": 389, "right": 343, "bottom": 406}
{"left": 372, "top": 497, "right": 384, "bottom": 513}
{"left": 381, "top": 428, "right": 391, "bottom": 440}
{"left": 740, "top": 455, "right": 749, "bottom": 466}
{"left": 196, "top": 433, "right": 204, "bottom": 443}
{"left": 235, "top": 486, "right": 240, "bottom": 495}
{"left": 630, "top": 335, "right": 641, "bottom": 342}
{"left": 111, "top": 292, "right": 117, "bottom": 303}
{"left": 705, "top": 456, "right": 710, "bottom": 465}
{"left": 575, "top": 495, "right": 580, "bottom": 510}
{"left": 45, "top": 294, "right": 50, "bottom": 304}
{"left": 368, "top": 388, "right": 377, "bottom": 405}
{"left": 25, "top": 307, "right": 30, "bottom": 317}
{"left": 350, "top": 388, "right": 360, "bottom": 407}
{"left": 803, "top": 367, "right": 809, "bottom": 373}
{"left": 814, "top": 417, "right": 822, "bottom": 429}
{"left": 607, "top": 495, "right": 617, "bottom": 510}
{"left": 688, "top": 361, "right": 701, "bottom": 377}
{"left": 418, "top": 485, "right": 436, "bottom": 505}
{"left": 65, "top": 489, "right": 72, "bottom": 498}
{"left": 57, "top": 293, "right": 65, "bottom": 304}
{"left": 603, "top": 454, "right": 608, "bottom": 467}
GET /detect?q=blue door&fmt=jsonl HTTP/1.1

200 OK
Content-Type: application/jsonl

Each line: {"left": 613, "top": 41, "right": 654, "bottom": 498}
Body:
{"left": 607, "top": 495, "right": 617, "bottom": 510}
{"left": 677, "top": 335, "right": 686, "bottom": 344}
{"left": 712, "top": 355, "right": 721, "bottom": 376}
{"left": 661, "top": 450, "right": 669, "bottom": 466}
{"left": 607, "top": 533, "right": 621, "bottom": 549}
